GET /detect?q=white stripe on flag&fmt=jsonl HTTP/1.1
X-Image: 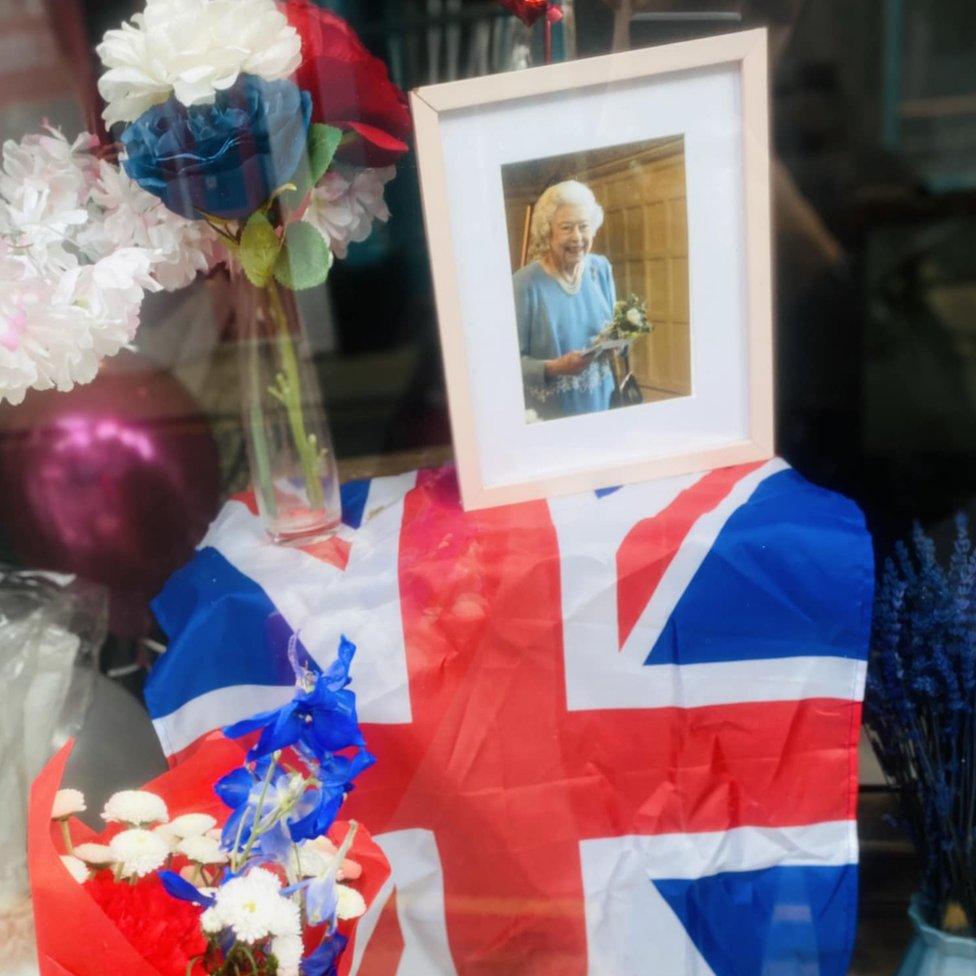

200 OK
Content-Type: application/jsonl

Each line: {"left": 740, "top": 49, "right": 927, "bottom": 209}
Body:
{"left": 348, "top": 873, "right": 395, "bottom": 976}
{"left": 202, "top": 472, "right": 416, "bottom": 727}
{"left": 580, "top": 821, "right": 857, "bottom": 976}
{"left": 374, "top": 829, "right": 458, "bottom": 976}
{"left": 152, "top": 683, "right": 294, "bottom": 760}
{"left": 550, "top": 458, "right": 866, "bottom": 710}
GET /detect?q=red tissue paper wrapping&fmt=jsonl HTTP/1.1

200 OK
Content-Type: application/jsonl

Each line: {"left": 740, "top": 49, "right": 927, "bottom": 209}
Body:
{"left": 28, "top": 736, "right": 391, "bottom": 976}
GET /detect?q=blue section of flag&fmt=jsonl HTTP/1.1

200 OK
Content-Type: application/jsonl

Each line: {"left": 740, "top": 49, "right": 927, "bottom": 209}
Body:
{"left": 654, "top": 864, "right": 858, "bottom": 976}
{"left": 645, "top": 469, "right": 873, "bottom": 667}
{"left": 148, "top": 546, "right": 295, "bottom": 719}
{"left": 595, "top": 485, "right": 621, "bottom": 498}
{"left": 340, "top": 479, "right": 371, "bottom": 530}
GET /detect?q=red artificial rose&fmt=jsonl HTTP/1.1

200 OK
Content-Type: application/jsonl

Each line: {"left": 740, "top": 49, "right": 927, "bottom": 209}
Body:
{"left": 85, "top": 872, "right": 208, "bottom": 976}
{"left": 496, "top": 0, "right": 563, "bottom": 27}
{"left": 281, "top": 1, "right": 411, "bottom": 168}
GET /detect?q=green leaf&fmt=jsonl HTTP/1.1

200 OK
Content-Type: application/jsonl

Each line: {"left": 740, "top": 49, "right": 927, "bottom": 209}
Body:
{"left": 307, "top": 123, "right": 343, "bottom": 185}
{"left": 279, "top": 125, "right": 343, "bottom": 213}
{"left": 273, "top": 222, "right": 333, "bottom": 291}
{"left": 239, "top": 212, "right": 281, "bottom": 287}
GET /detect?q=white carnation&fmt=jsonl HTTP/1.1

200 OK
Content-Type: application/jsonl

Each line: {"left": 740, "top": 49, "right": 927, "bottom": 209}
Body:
{"left": 96, "top": 0, "right": 302, "bottom": 126}
{"left": 109, "top": 827, "right": 170, "bottom": 878}
{"left": 73, "top": 843, "right": 115, "bottom": 866}
{"left": 302, "top": 166, "right": 396, "bottom": 260}
{"left": 336, "top": 884, "right": 366, "bottom": 920}
{"left": 102, "top": 790, "right": 169, "bottom": 826}
{"left": 209, "top": 868, "right": 301, "bottom": 944}
{"left": 60, "top": 854, "right": 90, "bottom": 884}
{"left": 178, "top": 835, "right": 228, "bottom": 865}
{"left": 51, "top": 789, "right": 86, "bottom": 820}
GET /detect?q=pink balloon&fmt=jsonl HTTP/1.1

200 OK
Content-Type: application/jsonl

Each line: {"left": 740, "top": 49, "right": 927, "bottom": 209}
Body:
{"left": 0, "top": 352, "right": 221, "bottom": 637}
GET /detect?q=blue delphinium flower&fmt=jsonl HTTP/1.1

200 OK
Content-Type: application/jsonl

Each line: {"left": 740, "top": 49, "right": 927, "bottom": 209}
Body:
{"left": 120, "top": 74, "right": 312, "bottom": 220}
{"left": 224, "top": 636, "right": 366, "bottom": 762}
{"left": 864, "top": 515, "right": 976, "bottom": 933}
{"left": 302, "top": 932, "right": 348, "bottom": 976}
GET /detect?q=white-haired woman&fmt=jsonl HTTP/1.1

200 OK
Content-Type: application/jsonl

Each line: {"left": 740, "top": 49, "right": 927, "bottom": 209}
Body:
{"left": 514, "top": 180, "right": 616, "bottom": 420}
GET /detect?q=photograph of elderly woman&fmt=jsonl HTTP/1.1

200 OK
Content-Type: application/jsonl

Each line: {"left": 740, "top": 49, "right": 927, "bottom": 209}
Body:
{"left": 502, "top": 136, "right": 692, "bottom": 423}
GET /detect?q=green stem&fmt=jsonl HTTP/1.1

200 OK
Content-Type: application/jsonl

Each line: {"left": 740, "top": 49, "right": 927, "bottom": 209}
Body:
{"left": 264, "top": 279, "right": 325, "bottom": 509}
{"left": 59, "top": 819, "right": 74, "bottom": 856}
{"left": 235, "top": 755, "right": 280, "bottom": 870}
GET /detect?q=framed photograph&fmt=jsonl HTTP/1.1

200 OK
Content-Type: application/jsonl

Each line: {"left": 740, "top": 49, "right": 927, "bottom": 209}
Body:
{"left": 411, "top": 28, "right": 774, "bottom": 510}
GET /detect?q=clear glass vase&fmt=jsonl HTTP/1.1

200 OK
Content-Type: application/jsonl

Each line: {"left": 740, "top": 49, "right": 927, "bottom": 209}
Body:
{"left": 233, "top": 270, "right": 341, "bottom": 544}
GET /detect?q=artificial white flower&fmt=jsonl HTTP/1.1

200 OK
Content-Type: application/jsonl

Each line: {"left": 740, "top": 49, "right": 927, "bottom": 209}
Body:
{"left": 51, "top": 789, "right": 86, "bottom": 820}
{"left": 0, "top": 127, "right": 219, "bottom": 405}
{"left": 0, "top": 247, "right": 93, "bottom": 404}
{"left": 108, "top": 828, "right": 170, "bottom": 878}
{"left": 73, "top": 842, "right": 115, "bottom": 866}
{"left": 80, "top": 159, "right": 222, "bottom": 290}
{"left": 336, "top": 884, "right": 366, "bottom": 920}
{"left": 178, "top": 834, "right": 228, "bottom": 865}
{"left": 166, "top": 812, "right": 218, "bottom": 839}
{"left": 272, "top": 934, "right": 304, "bottom": 976}
{"left": 60, "top": 854, "right": 91, "bottom": 884}
{"left": 0, "top": 128, "right": 97, "bottom": 272}
{"left": 626, "top": 307, "right": 642, "bottom": 326}
{"left": 207, "top": 868, "right": 301, "bottom": 944}
{"left": 102, "top": 789, "right": 169, "bottom": 826}
{"left": 302, "top": 166, "right": 396, "bottom": 260}
{"left": 96, "top": 0, "right": 302, "bottom": 126}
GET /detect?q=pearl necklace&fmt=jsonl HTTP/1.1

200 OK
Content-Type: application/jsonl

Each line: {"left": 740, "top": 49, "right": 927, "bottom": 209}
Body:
{"left": 543, "top": 256, "right": 585, "bottom": 295}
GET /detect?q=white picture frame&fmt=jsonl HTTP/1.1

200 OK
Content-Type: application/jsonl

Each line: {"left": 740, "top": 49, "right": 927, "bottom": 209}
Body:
{"left": 411, "top": 28, "right": 774, "bottom": 511}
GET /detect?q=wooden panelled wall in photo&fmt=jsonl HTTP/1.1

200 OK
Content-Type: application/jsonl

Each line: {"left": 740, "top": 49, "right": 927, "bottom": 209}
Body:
{"left": 503, "top": 137, "right": 691, "bottom": 398}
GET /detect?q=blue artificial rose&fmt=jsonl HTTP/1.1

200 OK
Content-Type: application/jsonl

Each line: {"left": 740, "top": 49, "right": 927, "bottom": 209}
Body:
{"left": 120, "top": 75, "right": 312, "bottom": 220}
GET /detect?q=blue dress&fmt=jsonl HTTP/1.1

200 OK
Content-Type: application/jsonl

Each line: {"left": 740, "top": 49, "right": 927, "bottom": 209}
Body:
{"left": 513, "top": 254, "right": 616, "bottom": 421}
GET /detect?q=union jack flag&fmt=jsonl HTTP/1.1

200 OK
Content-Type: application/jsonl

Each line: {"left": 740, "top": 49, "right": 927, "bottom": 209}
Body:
{"left": 148, "top": 460, "right": 872, "bottom": 975}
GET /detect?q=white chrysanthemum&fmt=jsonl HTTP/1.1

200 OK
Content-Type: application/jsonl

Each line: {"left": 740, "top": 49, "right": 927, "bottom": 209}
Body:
{"left": 209, "top": 868, "right": 301, "bottom": 944}
{"left": 166, "top": 812, "right": 218, "bottom": 839}
{"left": 80, "top": 160, "right": 222, "bottom": 290}
{"left": 73, "top": 842, "right": 115, "bottom": 866}
{"left": 60, "top": 854, "right": 91, "bottom": 884}
{"left": 302, "top": 166, "right": 396, "bottom": 260}
{"left": 336, "top": 884, "right": 366, "bottom": 920}
{"left": 200, "top": 904, "right": 223, "bottom": 934}
{"left": 288, "top": 843, "right": 331, "bottom": 879}
{"left": 178, "top": 835, "right": 228, "bottom": 865}
{"left": 272, "top": 934, "right": 304, "bottom": 976}
{"left": 102, "top": 790, "right": 169, "bottom": 826}
{"left": 51, "top": 789, "right": 87, "bottom": 820}
{"left": 96, "top": 0, "right": 302, "bottom": 126}
{"left": 109, "top": 828, "right": 170, "bottom": 878}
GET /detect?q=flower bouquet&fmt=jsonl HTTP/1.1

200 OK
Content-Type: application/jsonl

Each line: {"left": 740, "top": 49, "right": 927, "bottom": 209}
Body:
{"left": 865, "top": 519, "right": 976, "bottom": 954}
{"left": 591, "top": 294, "right": 652, "bottom": 351}
{"left": 2, "top": 0, "right": 411, "bottom": 544}
{"left": 29, "top": 637, "right": 388, "bottom": 976}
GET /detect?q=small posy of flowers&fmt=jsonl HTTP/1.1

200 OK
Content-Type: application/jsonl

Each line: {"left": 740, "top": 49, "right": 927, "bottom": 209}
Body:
{"left": 592, "top": 294, "right": 652, "bottom": 348}
{"left": 51, "top": 637, "right": 375, "bottom": 976}
{"left": 1, "top": 0, "right": 411, "bottom": 407}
